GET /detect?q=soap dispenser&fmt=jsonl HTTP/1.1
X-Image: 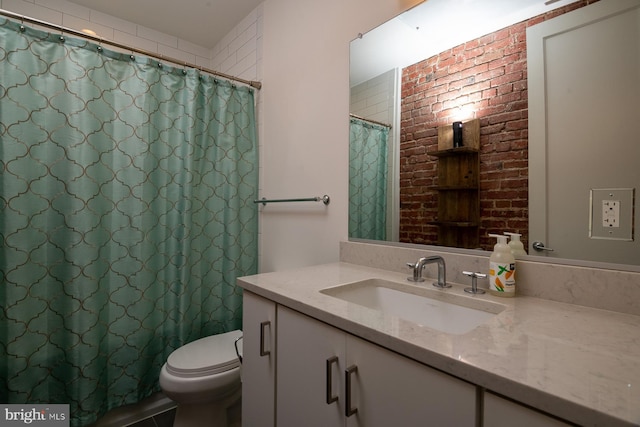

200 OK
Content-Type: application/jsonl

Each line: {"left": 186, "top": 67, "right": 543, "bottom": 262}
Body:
{"left": 504, "top": 232, "right": 527, "bottom": 257}
{"left": 488, "top": 234, "right": 516, "bottom": 297}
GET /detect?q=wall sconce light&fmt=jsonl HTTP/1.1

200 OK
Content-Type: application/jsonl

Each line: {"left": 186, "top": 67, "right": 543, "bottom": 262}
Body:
{"left": 453, "top": 121, "right": 463, "bottom": 147}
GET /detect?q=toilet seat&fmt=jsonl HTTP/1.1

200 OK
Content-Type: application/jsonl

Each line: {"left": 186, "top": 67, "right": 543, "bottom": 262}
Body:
{"left": 165, "top": 330, "right": 242, "bottom": 378}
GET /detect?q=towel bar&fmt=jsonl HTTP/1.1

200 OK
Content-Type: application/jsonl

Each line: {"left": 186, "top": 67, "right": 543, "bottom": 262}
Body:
{"left": 254, "top": 195, "right": 330, "bottom": 206}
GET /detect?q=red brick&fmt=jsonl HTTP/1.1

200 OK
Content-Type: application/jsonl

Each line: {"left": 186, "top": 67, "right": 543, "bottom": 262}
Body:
{"left": 398, "top": 0, "right": 595, "bottom": 248}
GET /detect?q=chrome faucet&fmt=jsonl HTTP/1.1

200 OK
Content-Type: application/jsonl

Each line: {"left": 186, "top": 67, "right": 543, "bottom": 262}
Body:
{"left": 406, "top": 256, "right": 450, "bottom": 288}
{"left": 406, "top": 257, "right": 428, "bottom": 282}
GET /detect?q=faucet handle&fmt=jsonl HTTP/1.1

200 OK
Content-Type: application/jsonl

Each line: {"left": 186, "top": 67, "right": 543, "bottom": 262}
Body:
{"left": 463, "top": 271, "right": 486, "bottom": 294}
{"left": 406, "top": 261, "right": 425, "bottom": 282}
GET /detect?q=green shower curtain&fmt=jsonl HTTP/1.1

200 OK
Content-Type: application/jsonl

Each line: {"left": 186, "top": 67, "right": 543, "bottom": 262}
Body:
{"left": 349, "top": 117, "right": 389, "bottom": 240}
{"left": 0, "top": 19, "right": 258, "bottom": 426}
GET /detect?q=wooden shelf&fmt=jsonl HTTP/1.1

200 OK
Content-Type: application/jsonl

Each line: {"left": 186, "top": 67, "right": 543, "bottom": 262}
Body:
{"left": 436, "top": 118, "right": 480, "bottom": 151}
{"left": 429, "top": 221, "right": 479, "bottom": 227}
{"left": 428, "top": 147, "right": 479, "bottom": 157}
{"left": 435, "top": 186, "right": 478, "bottom": 191}
{"left": 432, "top": 119, "right": 480, "bottom": 249}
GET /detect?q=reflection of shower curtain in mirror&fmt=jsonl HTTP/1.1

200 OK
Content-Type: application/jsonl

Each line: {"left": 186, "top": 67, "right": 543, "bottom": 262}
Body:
{"left": 0, "top": 19, "right": 258, "bottom": 426}
{"left": 349, "top": 118, "right": 389, "bottom": 240}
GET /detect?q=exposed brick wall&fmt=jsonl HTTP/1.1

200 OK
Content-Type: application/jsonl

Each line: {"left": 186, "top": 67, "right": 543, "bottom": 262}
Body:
{"left": 400, "top": 0, "right": 598, "bottom": 251}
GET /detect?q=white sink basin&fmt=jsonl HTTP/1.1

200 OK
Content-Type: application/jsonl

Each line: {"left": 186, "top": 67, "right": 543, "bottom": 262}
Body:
{"left": 321, "top": 278, "right": 504, "bottom": 335}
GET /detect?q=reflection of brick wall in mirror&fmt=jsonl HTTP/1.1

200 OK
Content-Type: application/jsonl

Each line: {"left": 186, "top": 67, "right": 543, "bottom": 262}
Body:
{"left": 399, "top": 0, "right": 599, "bottom": 251}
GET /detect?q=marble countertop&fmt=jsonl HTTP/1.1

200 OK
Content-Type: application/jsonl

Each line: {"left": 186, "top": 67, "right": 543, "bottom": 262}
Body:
{"left": 238, "top": 262, "right": 640, "bottom": 427}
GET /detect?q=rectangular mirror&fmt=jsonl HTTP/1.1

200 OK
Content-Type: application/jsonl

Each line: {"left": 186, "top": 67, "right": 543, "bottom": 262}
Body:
{"left": 349, "top": 0, "right": 640, "bottom": 271}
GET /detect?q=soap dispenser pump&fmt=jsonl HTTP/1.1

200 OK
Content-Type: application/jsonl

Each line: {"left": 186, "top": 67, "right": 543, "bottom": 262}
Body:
{"left": 504, "top": 232, "right": 527, "bottom": 257}
{"left": 488, "top": 234, "right": 516, "bottom": 297}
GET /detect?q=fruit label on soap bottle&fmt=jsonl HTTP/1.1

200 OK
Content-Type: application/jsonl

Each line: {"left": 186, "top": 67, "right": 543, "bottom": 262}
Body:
{"left": 489, "top": 262, "right": 516, "bottom": 294}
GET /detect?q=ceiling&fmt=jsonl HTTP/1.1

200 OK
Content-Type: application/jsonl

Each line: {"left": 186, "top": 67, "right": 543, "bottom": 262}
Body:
{"left": 66, "top": 0, "right": 581, "bottom": 75}
{"left": 68, "top": 0, "right": 264, "bottom": 49}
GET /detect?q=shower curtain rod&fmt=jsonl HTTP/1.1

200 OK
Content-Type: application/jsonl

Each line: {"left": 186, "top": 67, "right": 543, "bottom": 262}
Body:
{"left": 0, "top": 8, "right": 262, "bottom": 90}
{"left": 349, "top": 113, "right": 391, "bottom": 128}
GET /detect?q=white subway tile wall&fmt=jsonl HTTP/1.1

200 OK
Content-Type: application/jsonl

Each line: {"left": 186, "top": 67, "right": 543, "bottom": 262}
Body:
{"left": 350, "top": 69, "right": 396, "bottom": 126}
{"left": 0, "top": 0, "right": 263, "bottom": 79}
{"left": 212, "top": 5, "right": 262, "bottom": 80}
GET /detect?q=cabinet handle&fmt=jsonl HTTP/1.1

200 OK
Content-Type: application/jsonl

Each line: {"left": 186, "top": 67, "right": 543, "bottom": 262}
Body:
{"left": 259, "top": 320, "right": 271, "bottom": 356}
{"left": 326, "top": 356, "right": 339, "bottom": 404}
{"left": 345, "top": 365, "right": 358, "bottom": 417}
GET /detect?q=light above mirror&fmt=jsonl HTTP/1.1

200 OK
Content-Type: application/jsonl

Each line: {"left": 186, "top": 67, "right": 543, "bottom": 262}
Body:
{"left": 349, "top": 0, "right": 640, "bottom": 271}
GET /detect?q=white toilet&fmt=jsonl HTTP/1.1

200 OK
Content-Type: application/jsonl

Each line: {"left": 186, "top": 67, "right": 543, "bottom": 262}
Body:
{"left": 159, "top": 330, "right": 243, "bottom": 427}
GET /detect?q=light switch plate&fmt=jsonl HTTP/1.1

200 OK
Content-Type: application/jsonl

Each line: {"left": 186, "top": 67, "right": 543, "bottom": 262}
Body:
{"left": 590, "top": 188, "right": 635, "bottom": 240}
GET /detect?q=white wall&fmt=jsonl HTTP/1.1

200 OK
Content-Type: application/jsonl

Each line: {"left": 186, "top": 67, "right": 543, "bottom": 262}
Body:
{"left": 259, "top": 0, "right": 417, "bottom": 272}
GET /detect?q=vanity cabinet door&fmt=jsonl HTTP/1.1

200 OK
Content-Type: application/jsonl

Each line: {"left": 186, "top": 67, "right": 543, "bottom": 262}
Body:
{"left": 276, "top": 305, "right": 477, "bottom": 427}
{"left": 242, "top": 291, "right": 277, "bottom": 427}
{"left": 277, "top": 305, "right": 346, "bottom": 427}
{"left": 483, "top": 392, "right": 572, "bottom": 427}
{"left": 345, "top": 335, "right": 477, "bottom": 427}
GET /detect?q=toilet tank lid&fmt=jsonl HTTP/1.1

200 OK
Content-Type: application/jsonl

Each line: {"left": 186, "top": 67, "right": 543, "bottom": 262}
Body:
{"left": 166, "top": 330, "right": 242, "bottom": 377}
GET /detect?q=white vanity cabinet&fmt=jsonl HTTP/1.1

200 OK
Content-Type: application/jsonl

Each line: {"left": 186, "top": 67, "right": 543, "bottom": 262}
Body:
{"left": 242, "top": 291, "right": 277, "bottom": 427}
{"left": 277, "top": 305, "right": 477, "bottom": 426}
{"left": 483, "top": 392, "right": 572, "bottom": 427}
{"left": 276, "top": 305, "right": 345, "bottom": 426}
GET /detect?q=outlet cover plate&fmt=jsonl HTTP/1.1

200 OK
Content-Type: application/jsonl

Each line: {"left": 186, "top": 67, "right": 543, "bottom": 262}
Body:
{"left": 589, "top": 188, "right": 634, "bottom": 241}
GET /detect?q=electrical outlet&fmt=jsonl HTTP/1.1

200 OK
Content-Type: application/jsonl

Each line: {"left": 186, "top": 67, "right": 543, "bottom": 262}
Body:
{"left": 590, "top": 188, "right": 634, "bottom": 240}
{"left": 602, "top": 200, "right": 620, "bottom": 228}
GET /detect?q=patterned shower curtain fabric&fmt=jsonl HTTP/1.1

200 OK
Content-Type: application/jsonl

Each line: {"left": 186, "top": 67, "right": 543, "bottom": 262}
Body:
{"left": 0, "top": 19, "right": 258, "bottom": 426}
{"left": 349, "top": 117, "right": 389, "bottom": 240}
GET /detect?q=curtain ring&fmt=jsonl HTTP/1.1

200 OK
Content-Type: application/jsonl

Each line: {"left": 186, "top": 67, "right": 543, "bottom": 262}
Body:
{"left": 19, "top": 16, "right": 25, "bottom": 32}
{"left": 97, "top": 37, "right": 103, "bottom": 53}
{"left": 182, "top": 62, "right": 188, "bottom": 75}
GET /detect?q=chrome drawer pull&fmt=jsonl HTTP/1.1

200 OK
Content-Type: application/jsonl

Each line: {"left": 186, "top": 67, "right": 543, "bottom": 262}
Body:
{"left": 326, "top": 356, "right": 339, "bottom": 404}
{"left": 259, "top": 321, "right": 270, "bottom": 356}
{"left": 345, "top": 365, "right": 358, "bottom": 417}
